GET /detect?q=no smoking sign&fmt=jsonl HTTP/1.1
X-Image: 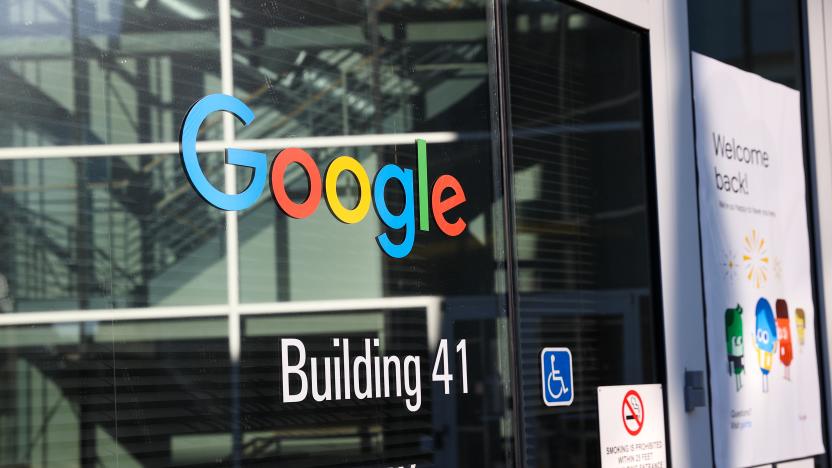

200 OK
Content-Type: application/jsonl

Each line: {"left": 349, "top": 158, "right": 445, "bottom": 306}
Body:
{"left": 621, "top": 390, "right": 644, "bottom": 436}
{"left": 598, "top": 384, "right": 666, "bottom": 468}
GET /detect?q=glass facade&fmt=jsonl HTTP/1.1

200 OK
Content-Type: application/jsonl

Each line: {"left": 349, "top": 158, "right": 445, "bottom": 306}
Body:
{"left": 0, "top": 0, "right": 829, "bottom": 467}
{"left": 689, "top": 0, "right": 804, "bottom": 89}
{"left": 0, "top": 1, "right": 515, "bottom": 467}
{"left": 1, "top": 1, "right": 222, "bottom": 147}
{"left": 0, "top": 317, "right": 230, "bottom": 466}
{"left": 0, "top": 153, "right": 228, "bottom": 311}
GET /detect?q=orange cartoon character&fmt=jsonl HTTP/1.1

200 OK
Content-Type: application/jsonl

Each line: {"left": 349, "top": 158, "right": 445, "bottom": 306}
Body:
{"left": 776, "top": 299, "right": 793, "bottom": 381}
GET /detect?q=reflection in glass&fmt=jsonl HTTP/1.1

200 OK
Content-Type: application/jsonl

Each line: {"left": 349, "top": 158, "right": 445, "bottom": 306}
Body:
{"left": 237, "top": 140, "right": 500, "bottom": 303}
{"left": 0, "top": 1, "right": 517, "bottom": 467}
{"left": 0, "top": 317, "right": 229, "bottom": 467}
{"left": 230, "top": 0, "right": 490, "bottom": 139}
{"left": 227, "top": 2, "right": 515, "bottom": 465}
{"left": 507, "top": 2, "right": 660, "bottom": 466}
{"left": 234, "top": 0, "right": 503, "bottom": 304}
{"left": 240, "top": 300, "right": 510, "bottom": 467}
{"left": 689, "top": 2, "right": 830, "bottom": 467}
{"left": 0, "top": 0, "right": 221, "bottom": 147}
{"left": 0, "top": 153, "right": 227, "bottom": 312}
{"left": 688, "top": 0, "right": 803, "bottom": 89}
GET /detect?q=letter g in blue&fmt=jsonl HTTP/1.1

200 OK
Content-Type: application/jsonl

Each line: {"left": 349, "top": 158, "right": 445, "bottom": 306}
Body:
{"left": 180, "top": 94, "right": 266, "bottom": 211}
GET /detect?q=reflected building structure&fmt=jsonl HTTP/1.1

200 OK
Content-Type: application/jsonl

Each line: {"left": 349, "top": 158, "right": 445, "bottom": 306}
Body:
{"left": 0, "top": 0, "right": 827, "bottom": 468}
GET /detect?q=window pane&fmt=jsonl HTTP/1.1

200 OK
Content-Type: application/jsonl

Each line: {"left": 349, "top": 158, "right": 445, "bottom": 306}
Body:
{"left": 0, "top": 1, "right": 221, "bottom": 147}
{"left": 688, "top": 0, "right": 802, "bottom": 89}
{"left": 232, "top": 1, "right": 515, "bottom": 467}
{"left": 238, "top": 141, "right": 498, "bottom": 302}
{"left": 240, "top": 304, "right": 512, "bottom": 466}
{"left": 0, "top": 153, "right": 227, "bottom": 312}
{"left": 0, "top": 1, "right": 515, "bottom": 467}
{"left": 0, "top": 317, "right": 229, "bottom": 467}
{"left": 230, "top": 0, "right": 490, "bottom": 139}
{"left": 688, "top": 2, "right": 830, "bottom": 467}
{"left": 507, "top": 2, "right": 661, "bottom": 466}
{"left": 233, "top": 0, "right": 505, "bottom": 303}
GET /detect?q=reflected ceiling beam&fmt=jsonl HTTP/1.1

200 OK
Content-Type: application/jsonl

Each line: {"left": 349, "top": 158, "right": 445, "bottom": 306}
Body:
{"left": 0, "top": 131, "right": 462, "bottom": 160}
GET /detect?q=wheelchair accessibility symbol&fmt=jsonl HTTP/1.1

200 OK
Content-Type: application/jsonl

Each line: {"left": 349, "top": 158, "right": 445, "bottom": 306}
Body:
{"left": 541, "top": 347, "right": 574, "bottom": 406}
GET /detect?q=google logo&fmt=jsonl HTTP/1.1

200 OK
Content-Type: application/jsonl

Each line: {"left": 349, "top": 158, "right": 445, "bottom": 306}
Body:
{"left": 180, "top": 94, "right": 468, "bottom": 258}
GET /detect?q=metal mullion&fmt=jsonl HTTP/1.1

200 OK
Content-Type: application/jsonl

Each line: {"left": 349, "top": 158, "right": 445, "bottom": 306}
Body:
{"left": 489, "top": 0, "right": 525, "bottom": 466}
{"left": 0, "top": 304, "right": 232, "bottom": 326}
{"left": 0, "top": 141, "right": 225, "bottom": 160}
{"left": 650, "top": 0, "right": 714, "bottom": 464}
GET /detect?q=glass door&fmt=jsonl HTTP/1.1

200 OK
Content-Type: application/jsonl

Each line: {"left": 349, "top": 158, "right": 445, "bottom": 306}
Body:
{"left": 498, "top": 0, "right": 713, "bottom": 466}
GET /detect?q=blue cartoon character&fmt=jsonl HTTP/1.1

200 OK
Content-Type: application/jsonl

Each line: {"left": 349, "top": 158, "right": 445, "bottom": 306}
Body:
{"left": 755, "top": 298, "right": 777, "bottom": 393}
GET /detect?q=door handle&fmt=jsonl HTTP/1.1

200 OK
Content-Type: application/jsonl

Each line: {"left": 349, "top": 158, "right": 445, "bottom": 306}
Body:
{"left": 685, "top": 370, "right": 706, "bottom": 412}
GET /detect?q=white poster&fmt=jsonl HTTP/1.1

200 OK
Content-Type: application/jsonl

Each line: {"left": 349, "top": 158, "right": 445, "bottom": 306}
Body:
{"left": 597, "top": 384, "right": 667, "bottom": 468}
{"left": 692, "top": 52, "right": 825, "bottom": 467}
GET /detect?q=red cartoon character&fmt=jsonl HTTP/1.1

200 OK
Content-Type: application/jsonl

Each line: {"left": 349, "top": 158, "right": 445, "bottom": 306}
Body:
{"left": 776, "top": 299, "right": 793, "bottom": 381}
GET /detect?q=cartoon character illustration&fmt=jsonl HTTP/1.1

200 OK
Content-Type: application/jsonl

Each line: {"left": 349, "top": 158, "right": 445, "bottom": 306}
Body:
{"left": 755, "top": 298, "right": 777, "bottom": 393}
{"left": 725, "top": 304, "right": 744, "bottom": 391}
{"left": 776, "top": 299, "right": 793, "bottom": 380}
{"left": 796, "top": 308, "right": 806, "bottom": 349}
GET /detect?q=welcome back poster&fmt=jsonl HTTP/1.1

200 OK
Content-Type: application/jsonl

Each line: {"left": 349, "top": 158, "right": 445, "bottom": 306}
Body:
{"left": 692, "top": 52, "right": 825, "bottom": 468}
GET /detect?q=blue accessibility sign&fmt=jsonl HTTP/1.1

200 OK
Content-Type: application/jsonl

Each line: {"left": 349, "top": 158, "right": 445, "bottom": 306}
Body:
{"left": 541, "top": 347, "right": 574, "bottom": 406}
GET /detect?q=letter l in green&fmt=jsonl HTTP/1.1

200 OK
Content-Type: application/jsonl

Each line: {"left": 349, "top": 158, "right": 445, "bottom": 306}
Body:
{"left": 417, "top": 138, "right": 429, "bottom": 231}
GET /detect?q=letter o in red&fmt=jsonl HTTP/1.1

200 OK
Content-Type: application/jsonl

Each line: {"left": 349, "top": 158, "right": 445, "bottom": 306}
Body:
{"left": 270, "top": 148, "right": 322, "bottom": 219}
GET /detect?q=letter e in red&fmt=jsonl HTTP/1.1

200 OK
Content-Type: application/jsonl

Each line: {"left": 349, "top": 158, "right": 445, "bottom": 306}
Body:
{"left": 431, "top": 175, "right": 467, "bottom": 236}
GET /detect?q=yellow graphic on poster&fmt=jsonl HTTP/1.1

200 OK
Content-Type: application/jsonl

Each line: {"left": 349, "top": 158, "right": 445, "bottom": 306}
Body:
{"left": 692, "top": 52, "right": 825, "bottom": 468}
{"left": 796, "top": 308, "right": 807, "bottom": 349}
{"left": 743, "top": 229, "right": 769, "bottom": 289}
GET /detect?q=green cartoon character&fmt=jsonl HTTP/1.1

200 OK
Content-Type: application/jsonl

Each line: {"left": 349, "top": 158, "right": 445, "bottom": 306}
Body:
{"left": 725, "top": 304, "right": 744, "bottom": 392}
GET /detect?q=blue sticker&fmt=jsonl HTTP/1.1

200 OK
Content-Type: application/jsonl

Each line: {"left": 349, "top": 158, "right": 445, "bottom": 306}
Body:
{"left": 541, "top": 347, "right": 574, "bottom": 407}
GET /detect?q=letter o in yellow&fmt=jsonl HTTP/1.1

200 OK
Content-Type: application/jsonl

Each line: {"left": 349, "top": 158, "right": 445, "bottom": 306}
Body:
{"left": 325, "top": 156, "right": 371, "bottom": 224}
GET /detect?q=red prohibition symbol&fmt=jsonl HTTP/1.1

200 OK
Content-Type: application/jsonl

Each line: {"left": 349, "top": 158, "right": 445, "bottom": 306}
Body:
{"left": 621, "top": 390, "right": 645, "bottom": 436}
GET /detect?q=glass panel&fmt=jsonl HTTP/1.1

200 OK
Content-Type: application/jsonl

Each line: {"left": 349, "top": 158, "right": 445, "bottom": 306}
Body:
{"left": 0, "top": 1, "right": 221, "bottom": 147}
{"left": 0, "top": 317, "right": 229, "bottom": 467}
{"left": 240, "top": 306, "right": 511, "bottom": 467}
{"left": 506, "top": 2, "right": 660, "bottom": 466}
{"left": 238, "top": 141, "right": 498, "bottom": 302}
{"left": 233, "top": 0, "right": 505, "bottom": 304}
{"left": 230, "top": 0, "right": 490, "bottom": 139}
{"left": 688, "top": 0, "right": 803, "bottom": 89}
{"left": 0, "top": 153, "right": 227, "bottom": 312}
{"left": 0, "top": 1, "right": 515, "bottom": 467}
{"left": 232, "top": 1, "right": 515, "bottom": 467}
{"left": 689, "top": 2, "right": 830, "bottom": 467}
